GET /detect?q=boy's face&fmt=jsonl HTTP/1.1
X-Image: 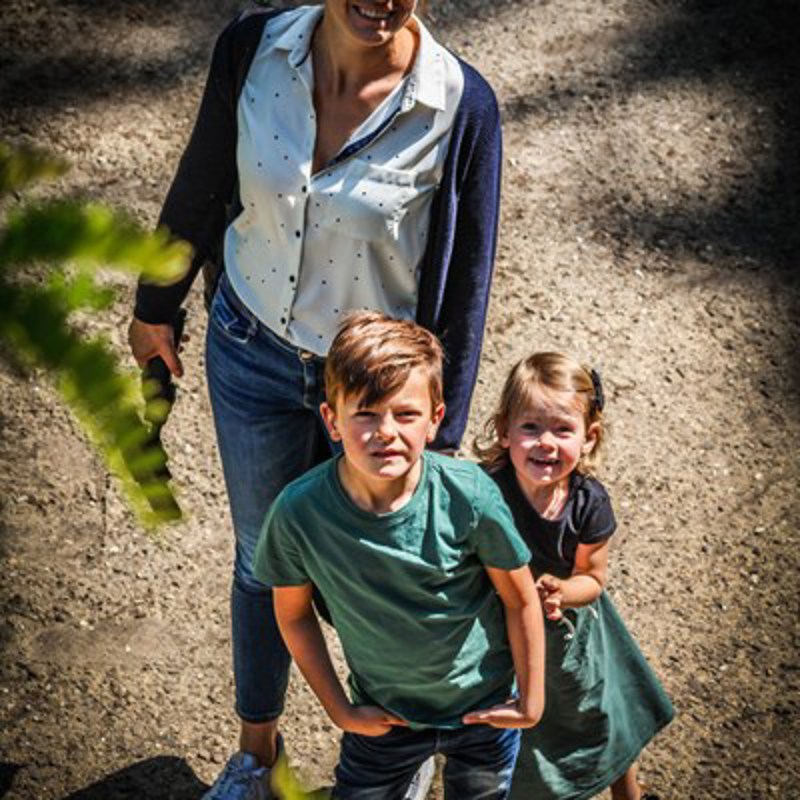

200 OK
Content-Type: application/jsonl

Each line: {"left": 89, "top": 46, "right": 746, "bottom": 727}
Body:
{"left": 321, "top": 366, "right": 444, "bottom": 487}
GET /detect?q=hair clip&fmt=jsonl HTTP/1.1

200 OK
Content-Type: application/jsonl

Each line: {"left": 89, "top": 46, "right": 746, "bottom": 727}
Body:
{"left": 590, "top": 368, "right": 605, "bottom": 412}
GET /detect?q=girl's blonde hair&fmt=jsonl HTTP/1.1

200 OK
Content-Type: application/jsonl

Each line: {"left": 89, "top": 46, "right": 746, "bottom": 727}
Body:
{"left": 474, "top": 352, "right": 607, "bottom": 474}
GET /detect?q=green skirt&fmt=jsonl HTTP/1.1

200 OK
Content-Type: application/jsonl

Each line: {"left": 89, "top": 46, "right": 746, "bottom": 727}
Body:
{"left": 510, "top": 592, "right": 674, "bottom": 800}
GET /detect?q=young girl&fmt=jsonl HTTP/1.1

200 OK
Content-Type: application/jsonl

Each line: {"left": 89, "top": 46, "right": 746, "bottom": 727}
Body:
{"left": 477, "top": 352, "right": 674, "bottom": 800}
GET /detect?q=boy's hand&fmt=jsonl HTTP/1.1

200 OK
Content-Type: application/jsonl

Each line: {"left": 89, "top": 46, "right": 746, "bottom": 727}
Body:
{"left": 462, "top": 699, "right": 541, "bottom": 729}
{"left": 536, "top": 574, "right": 564, "bottom": 621}
{"left": 337, "top": 704, "right": 408, "bottom": 737}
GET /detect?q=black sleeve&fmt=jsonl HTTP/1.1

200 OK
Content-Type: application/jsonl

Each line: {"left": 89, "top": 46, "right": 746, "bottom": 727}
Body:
{"left": 418, "top": 62, "right": 502, "bottom": 452}
{"left": 576, "top": 478, "right": 617, "bottom": 544}
{"left": 134, "top": 14, "right": 252, "bottom": 324}
{"left": 436, "top": 100, "right": 501, "bottom": 449}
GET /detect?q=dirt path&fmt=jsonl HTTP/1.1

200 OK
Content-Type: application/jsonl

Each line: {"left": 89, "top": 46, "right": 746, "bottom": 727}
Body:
{"left": 1, "top": 1, "right": 799, "bottom": 798}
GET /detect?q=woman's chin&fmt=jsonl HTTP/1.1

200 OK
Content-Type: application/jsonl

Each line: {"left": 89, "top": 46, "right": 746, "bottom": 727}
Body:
{"left": 346, "top": 5, "right": 405, "bottom": 44}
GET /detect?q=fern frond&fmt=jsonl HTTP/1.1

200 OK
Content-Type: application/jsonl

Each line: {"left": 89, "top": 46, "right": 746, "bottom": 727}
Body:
{"left": 0, "top": 285, "right": 181, "bottom": 527}
{"left": 0, "top": 141, "right": 187, "bottom": 528}
{"left": 0, "top": 281, "right": 181, "bottom": 527}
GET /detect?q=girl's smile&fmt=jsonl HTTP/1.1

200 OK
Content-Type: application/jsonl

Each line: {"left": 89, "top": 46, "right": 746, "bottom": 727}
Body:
{"left": 501, "top": 388, "right": 598, "bottom": 511}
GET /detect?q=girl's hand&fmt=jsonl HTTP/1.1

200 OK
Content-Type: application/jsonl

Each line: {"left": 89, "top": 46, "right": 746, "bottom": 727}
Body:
{"left": 462, "top": 699, "right": 541, "bottom": 729}
{"left": 536, "top": 574, "right": 564, "bottom": 621}
{"left": 337, "top": 704, "right": 408, "bottom": 737}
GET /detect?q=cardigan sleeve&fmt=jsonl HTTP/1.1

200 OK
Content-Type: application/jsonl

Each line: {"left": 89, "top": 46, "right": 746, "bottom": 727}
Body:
{"left": 423, "top": 65, "right": 503, "bottom": 451}
{"left": 133, "top": 16, "right": 247, "bottom": 324}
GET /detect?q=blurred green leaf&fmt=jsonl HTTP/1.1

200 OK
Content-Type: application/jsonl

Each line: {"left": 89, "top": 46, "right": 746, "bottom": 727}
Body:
{"left": 0, "top": 201, "right": 190, "bottom": 282}
{"left": 0, "top": 141, "right": 188, "bottom": 529}
{"left": 48, "top": 270, "right": 115, "bottom": 311}
{"left": 272, "top": 757, "right": 330, "bottom": 799}
{"left": 0, "top": 141, "right": 69, "bottom": 195}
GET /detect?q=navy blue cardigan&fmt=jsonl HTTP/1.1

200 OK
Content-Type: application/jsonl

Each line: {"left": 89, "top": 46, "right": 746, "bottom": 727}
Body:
{"left": 135, "top": 9, "right": 502, "bottom": 450}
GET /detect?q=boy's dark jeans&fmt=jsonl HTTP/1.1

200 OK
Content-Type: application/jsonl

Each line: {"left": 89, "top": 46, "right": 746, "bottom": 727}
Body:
{"left": 333, "top": 724, "right": 521, "bottom": 799}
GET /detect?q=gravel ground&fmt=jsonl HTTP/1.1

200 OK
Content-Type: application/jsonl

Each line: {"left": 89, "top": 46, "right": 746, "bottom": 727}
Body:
{"left": 1, "top": 1, "right": 799, "bottom": 798}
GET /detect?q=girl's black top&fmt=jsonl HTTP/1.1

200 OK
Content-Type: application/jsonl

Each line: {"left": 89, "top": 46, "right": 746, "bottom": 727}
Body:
{"left": 490, "top": 463, "right": 617, "bottom": 578}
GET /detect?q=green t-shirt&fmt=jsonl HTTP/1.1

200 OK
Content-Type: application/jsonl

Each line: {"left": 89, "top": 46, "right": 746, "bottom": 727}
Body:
{"left": 253, "top": 451, "right": 531, "bottom": 728}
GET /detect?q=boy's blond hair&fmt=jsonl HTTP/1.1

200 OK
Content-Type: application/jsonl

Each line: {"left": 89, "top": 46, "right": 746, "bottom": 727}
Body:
{"left": 325, "top": 312, "right": 444, "bottom": 409}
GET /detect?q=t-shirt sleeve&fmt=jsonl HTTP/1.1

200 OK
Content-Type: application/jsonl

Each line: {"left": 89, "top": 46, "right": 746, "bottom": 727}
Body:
{"left": 470, "top": 471, "right": 532, "bottom": 569}
{"left": 577, "top": 480, "right": 617, "bottom": 544}
{"left": 252, "top": 494, "right": 311, "bottom": 587}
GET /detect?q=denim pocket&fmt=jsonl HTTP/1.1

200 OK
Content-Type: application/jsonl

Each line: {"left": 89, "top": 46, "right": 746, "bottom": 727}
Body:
{"left": 210, "top": 287, "right": 255, "bottom": 344}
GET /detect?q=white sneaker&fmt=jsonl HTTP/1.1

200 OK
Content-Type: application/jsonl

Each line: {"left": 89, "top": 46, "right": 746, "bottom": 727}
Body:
{"left": 202, "top": 752, "right": 275, "bottom": 800}
{"left": 403, "top": 756, "right": 435, "bottom": 800}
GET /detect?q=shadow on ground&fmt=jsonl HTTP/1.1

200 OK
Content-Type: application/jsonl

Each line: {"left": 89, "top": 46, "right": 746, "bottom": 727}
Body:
{"left": 0, "top": 757, "right": 206, "bottom": 799}
{"left": 503, "top": 0, "right": 800, "bottom": 282}
{"left": 5, "top": 0, "right": 794, "bottom": 282}
{"left": 0, "top": 764, "right": 22, "bottom": 799}
{"left": 0, "top": 0, "right": 527, "bottom": 120}
{"left": 0, "top": 0, "right": 240, "bottom": 116}
{"left": 500, "top": 0, "right": 800, "bottom": 405}
{"left": 59, "top": 756, "right": 206, "bottom": 800}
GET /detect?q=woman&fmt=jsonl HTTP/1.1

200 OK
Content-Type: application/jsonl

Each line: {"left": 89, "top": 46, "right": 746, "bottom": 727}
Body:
{"left": 129, "top": 2, "right": 502, "bottom": 797}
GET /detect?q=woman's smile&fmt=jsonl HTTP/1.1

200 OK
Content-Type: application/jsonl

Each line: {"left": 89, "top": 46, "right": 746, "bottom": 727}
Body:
{"left": 342, "top": 0, "right": 415, "bottom": 38}
{"left": 354, "top": 4, "right": 393, "bottom": 21}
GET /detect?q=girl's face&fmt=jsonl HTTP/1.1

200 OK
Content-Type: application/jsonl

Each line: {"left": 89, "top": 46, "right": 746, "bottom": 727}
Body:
{"left": 501, "top": 388, "right": 598, "bottom": 493}
{"left": 324, "top": 0, "right": 418, "bottom": 47}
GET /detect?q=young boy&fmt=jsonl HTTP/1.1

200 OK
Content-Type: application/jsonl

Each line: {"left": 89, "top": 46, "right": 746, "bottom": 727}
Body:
{"left": 253, "top": 312, "right": 545, "bottom": 800}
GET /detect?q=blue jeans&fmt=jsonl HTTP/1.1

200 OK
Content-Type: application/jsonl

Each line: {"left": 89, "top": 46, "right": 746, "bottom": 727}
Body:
{"left": 205, "top": 275, "right": 337, "bottom": 723}
{"left": 333, "top": 726, "right": 521, "bottom": 800}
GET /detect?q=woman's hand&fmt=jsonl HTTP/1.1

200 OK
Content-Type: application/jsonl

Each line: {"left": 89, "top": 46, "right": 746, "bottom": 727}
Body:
{"left": 536, "top": 574, "right": 564, "bottom": 621}
{"left": 128, "top": 318, "right": 183, "bottom": 377}
{"left": 335, "top": 704, "right": 408, "bottom": 737}
{"left": 462, "top": 698, "right": 541, "bottom": 729}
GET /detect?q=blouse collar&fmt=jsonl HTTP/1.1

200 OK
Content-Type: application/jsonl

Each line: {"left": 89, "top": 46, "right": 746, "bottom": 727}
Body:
{"left": 272, "top": 7, "right": 447, "bottom": 112}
